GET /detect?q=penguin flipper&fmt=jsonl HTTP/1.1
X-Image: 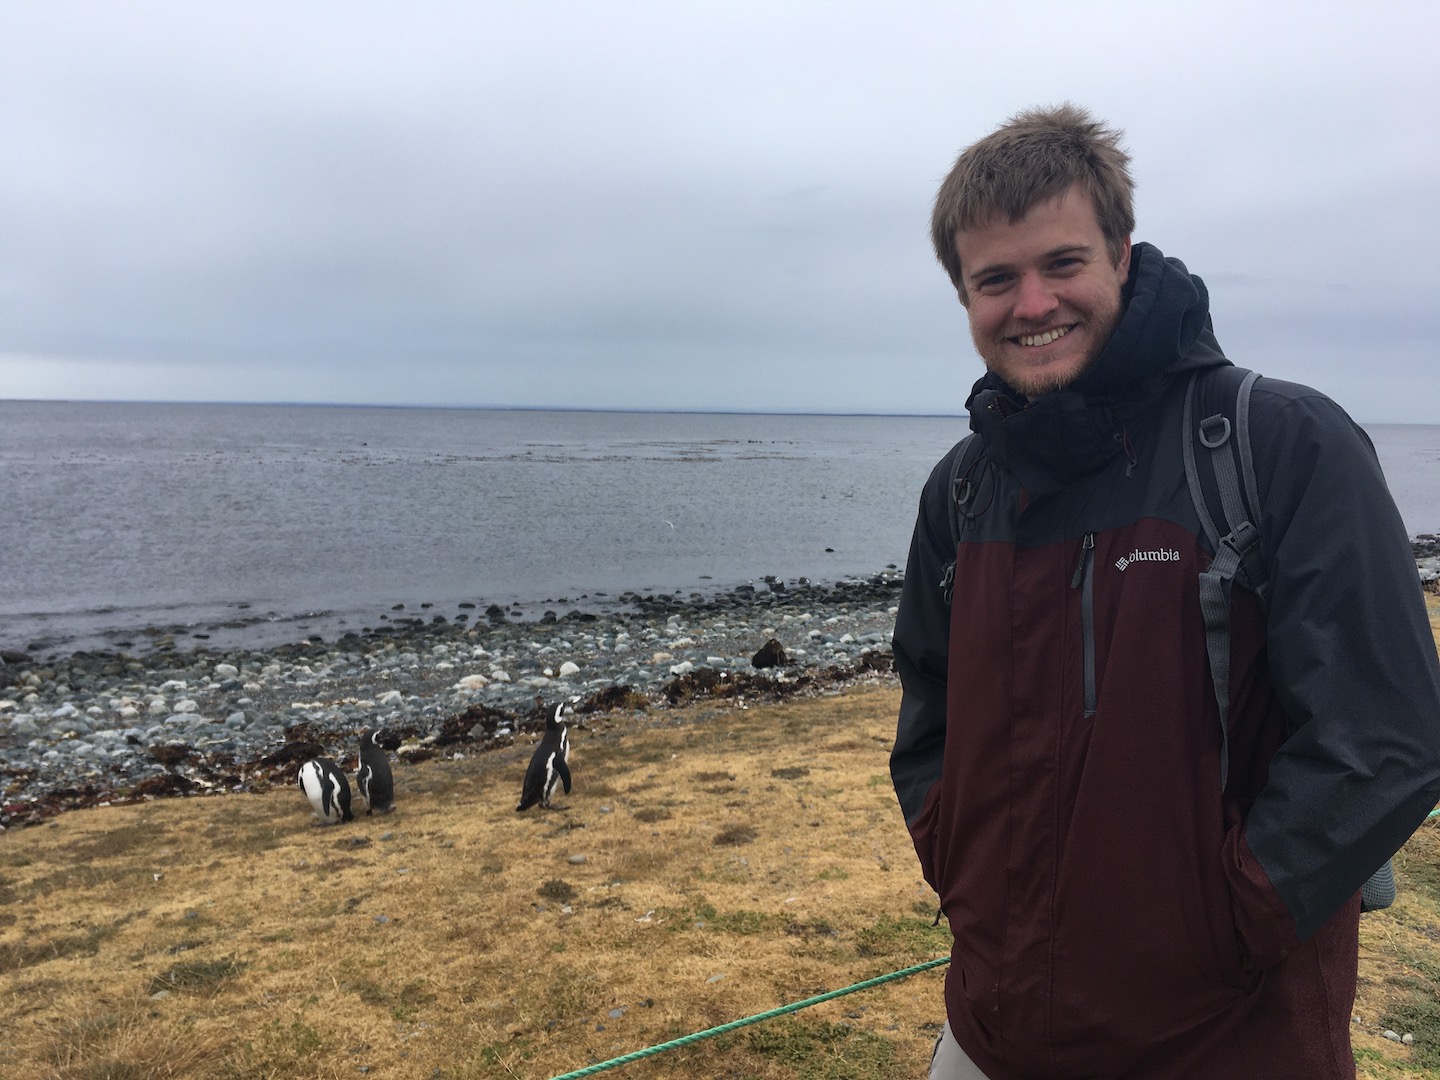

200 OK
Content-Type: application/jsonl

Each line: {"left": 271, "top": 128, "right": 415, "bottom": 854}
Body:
{"left": 556, "top": 757, "right": 572, "bottom": 795}
{"left": 517, "top": 774, "right": 541, "bottom": 811}
{"left": 336, "top": 771, "right": 355, "bottom": 823}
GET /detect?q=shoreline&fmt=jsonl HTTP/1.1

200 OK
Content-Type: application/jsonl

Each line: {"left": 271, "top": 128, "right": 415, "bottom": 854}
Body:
{"left": 1, "top": 565, "right": 913, "bottom": 662}
{"left": 7, "top": 534, "right": 1437, "bottom": 663}
{"left": 4, "top": 539, "right": 1436, "bottom": 832}
{"left": 0, "top": 571, "right": 907, "bottom": 828}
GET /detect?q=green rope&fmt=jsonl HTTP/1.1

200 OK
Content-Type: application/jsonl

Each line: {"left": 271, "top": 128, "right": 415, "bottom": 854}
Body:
{"left": 547, "top": 956, "right": 950, "bottom": 1080}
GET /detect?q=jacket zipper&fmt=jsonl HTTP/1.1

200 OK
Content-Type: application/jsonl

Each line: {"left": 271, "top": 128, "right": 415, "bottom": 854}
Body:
{"left": 1070, "top": 532, "right": 1097, "bottom": 717}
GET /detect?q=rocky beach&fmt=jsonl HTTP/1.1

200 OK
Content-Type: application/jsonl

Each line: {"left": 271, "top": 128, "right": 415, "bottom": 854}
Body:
{"left": 4, "top": 538, "right": 1436, "bottom": 833}
{"left": 0, "top": 571, "right": 908, "bottom": 829}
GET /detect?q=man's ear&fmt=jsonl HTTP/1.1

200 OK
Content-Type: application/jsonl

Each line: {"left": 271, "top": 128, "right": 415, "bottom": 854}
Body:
{"left": 1114, "top": 235, "right": 1133, "bottom": 271}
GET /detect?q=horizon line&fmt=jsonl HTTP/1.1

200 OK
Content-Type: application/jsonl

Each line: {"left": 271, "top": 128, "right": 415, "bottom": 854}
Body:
{"left": 0, "top": 397, "right": 970, "bottom": 420}
{"left": 3, "top": 397, "right": 1428, "bottom": 428}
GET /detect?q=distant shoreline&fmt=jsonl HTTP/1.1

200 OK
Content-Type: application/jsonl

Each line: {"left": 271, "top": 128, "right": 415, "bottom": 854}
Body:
{"left": 10, "top": 396, "right": 1440, "bottom": 427}
{"left": 1, "top": 566, "right": 906, "bottom": 664}
{"left": 1, "top": 396, "right": 970, "bottom": 419}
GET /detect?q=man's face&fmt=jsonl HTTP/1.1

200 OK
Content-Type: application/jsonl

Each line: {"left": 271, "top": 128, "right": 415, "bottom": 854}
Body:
{"left": 953, "top": 184, "right": 1131, "bottom": 397}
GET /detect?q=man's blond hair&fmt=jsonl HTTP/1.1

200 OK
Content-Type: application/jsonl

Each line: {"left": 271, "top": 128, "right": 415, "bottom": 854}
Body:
{"left": 931, "top": 103, "right": 1134, "bottom": 302}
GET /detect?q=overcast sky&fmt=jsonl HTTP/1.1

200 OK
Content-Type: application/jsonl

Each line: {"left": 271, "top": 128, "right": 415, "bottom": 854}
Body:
{"left": 2, "top": 1, "right": 1436, "bottom": 421}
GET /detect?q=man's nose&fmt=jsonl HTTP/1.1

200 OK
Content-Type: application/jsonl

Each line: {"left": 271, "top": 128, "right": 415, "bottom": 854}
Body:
{"left": 1012, "top": 274, "right": 1059, "bottom": 320}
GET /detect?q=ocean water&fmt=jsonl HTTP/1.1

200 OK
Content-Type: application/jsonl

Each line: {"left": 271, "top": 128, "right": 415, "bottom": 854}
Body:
{"left": 0, "top": 402, "right": 965, "bottom": 655}
{"left": 2, "top": 401, "right": 1436, "bottom": 658}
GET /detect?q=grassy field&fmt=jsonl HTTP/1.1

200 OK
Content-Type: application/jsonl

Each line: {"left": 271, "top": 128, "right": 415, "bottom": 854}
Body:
{"left": 3, "top": 598, "right": 1440, "bottom": 1080}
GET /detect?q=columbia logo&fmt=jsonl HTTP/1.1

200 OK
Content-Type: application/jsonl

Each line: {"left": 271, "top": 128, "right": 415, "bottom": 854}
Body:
{"left": 1115, "top": 549, "right": 1180, "bottom": 571}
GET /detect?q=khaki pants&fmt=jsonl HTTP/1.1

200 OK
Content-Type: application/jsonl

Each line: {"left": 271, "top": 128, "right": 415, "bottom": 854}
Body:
{"left": 929, "top": 1022, "right": 993, "bottom": 1079}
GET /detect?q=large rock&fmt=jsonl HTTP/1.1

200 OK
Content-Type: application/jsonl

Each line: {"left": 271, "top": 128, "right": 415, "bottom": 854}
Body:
{"left": 751, "top": 638, "right": 789, "bottom": 669}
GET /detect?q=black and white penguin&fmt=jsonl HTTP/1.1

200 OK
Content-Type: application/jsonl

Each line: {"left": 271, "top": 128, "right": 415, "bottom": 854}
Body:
{"left": 298, "top": 758, "right": 354, "bottom": 825}
{"left": 356, "top": 729, "right": 395, "bottom": 815}
{"left": 516, "top": 702, "right": 572, "bottom": 811}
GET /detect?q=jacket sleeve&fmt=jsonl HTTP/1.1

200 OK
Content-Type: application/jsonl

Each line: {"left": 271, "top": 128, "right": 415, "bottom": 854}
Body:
{"left": 1230, "top": 382, "right": 1440, "bottom": 951}
{"left": 891, "top": 444, "right": 965, "bottom": 884}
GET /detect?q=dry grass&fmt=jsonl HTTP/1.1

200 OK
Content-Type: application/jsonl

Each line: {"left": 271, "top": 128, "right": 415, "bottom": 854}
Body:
{"left": 1, "top": 687, "right": 949, "bottom": 1079}
{"left": 4, "top": 602, "right": 1440, "bottom": 1080}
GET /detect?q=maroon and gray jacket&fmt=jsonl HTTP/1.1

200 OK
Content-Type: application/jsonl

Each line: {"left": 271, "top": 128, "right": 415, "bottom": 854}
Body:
{"left": 891, "top": 242, "right": 1440, "bottom": 1080}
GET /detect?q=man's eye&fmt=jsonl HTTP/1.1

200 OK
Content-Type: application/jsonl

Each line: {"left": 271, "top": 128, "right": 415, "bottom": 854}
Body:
{"left": 977, "top": 275, "right": 1009, "bottom": 291}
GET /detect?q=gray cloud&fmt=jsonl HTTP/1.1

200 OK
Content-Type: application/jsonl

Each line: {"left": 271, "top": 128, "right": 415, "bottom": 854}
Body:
{"left": 2, "top": 1, "right": 1436, "bottom": 420}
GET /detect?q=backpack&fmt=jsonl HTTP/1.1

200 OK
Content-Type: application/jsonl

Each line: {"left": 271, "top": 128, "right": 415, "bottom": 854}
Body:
{"left": 937, "top": 365, "right": 1397, "bottom": 912}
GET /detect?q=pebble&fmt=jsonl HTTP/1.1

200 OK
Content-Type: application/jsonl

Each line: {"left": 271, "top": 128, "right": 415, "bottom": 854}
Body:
{"left": 0, "top": 572, "right": 906, "bottom": 826}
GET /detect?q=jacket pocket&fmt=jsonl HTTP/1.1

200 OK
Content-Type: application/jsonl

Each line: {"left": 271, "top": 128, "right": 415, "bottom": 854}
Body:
{"left": 1221, "top": 805, "right": 1302, "bottom": 971}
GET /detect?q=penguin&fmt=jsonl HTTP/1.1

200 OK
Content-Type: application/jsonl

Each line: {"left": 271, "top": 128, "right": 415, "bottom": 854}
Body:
{"left": 516, "top": 702, "right": 572, "bottom": 811}
{"left": 356, "top": 729, "right": 395, "bottom": 815}
{"left": 298, "top": 758, "right": 354, "bottom": 825}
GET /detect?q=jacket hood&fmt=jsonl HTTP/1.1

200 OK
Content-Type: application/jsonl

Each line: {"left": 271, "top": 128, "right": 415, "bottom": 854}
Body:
{"left": 965, "top": 242, "right": 1229, "bottom": 489}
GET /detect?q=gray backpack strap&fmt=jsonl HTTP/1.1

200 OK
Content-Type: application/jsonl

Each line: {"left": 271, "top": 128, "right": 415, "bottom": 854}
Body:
{"left": 1234, "top": 374, "right": 1263, "bottom": 543}
{"left": 1183, "top": 368, "right": 1262, "bottom": 793}
{"left": 940, "top": 434, "right": 987, "bottom": 605}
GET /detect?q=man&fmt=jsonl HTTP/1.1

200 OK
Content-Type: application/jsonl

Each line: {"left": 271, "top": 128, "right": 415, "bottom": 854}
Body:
{"left": 891, "top": 104, "right": 1440, "bottom": 1080}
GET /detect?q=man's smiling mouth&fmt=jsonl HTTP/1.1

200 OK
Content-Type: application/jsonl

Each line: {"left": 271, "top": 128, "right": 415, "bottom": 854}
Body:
{"left": 1015, "top": 325, "right": 1073, "bottom": 347}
